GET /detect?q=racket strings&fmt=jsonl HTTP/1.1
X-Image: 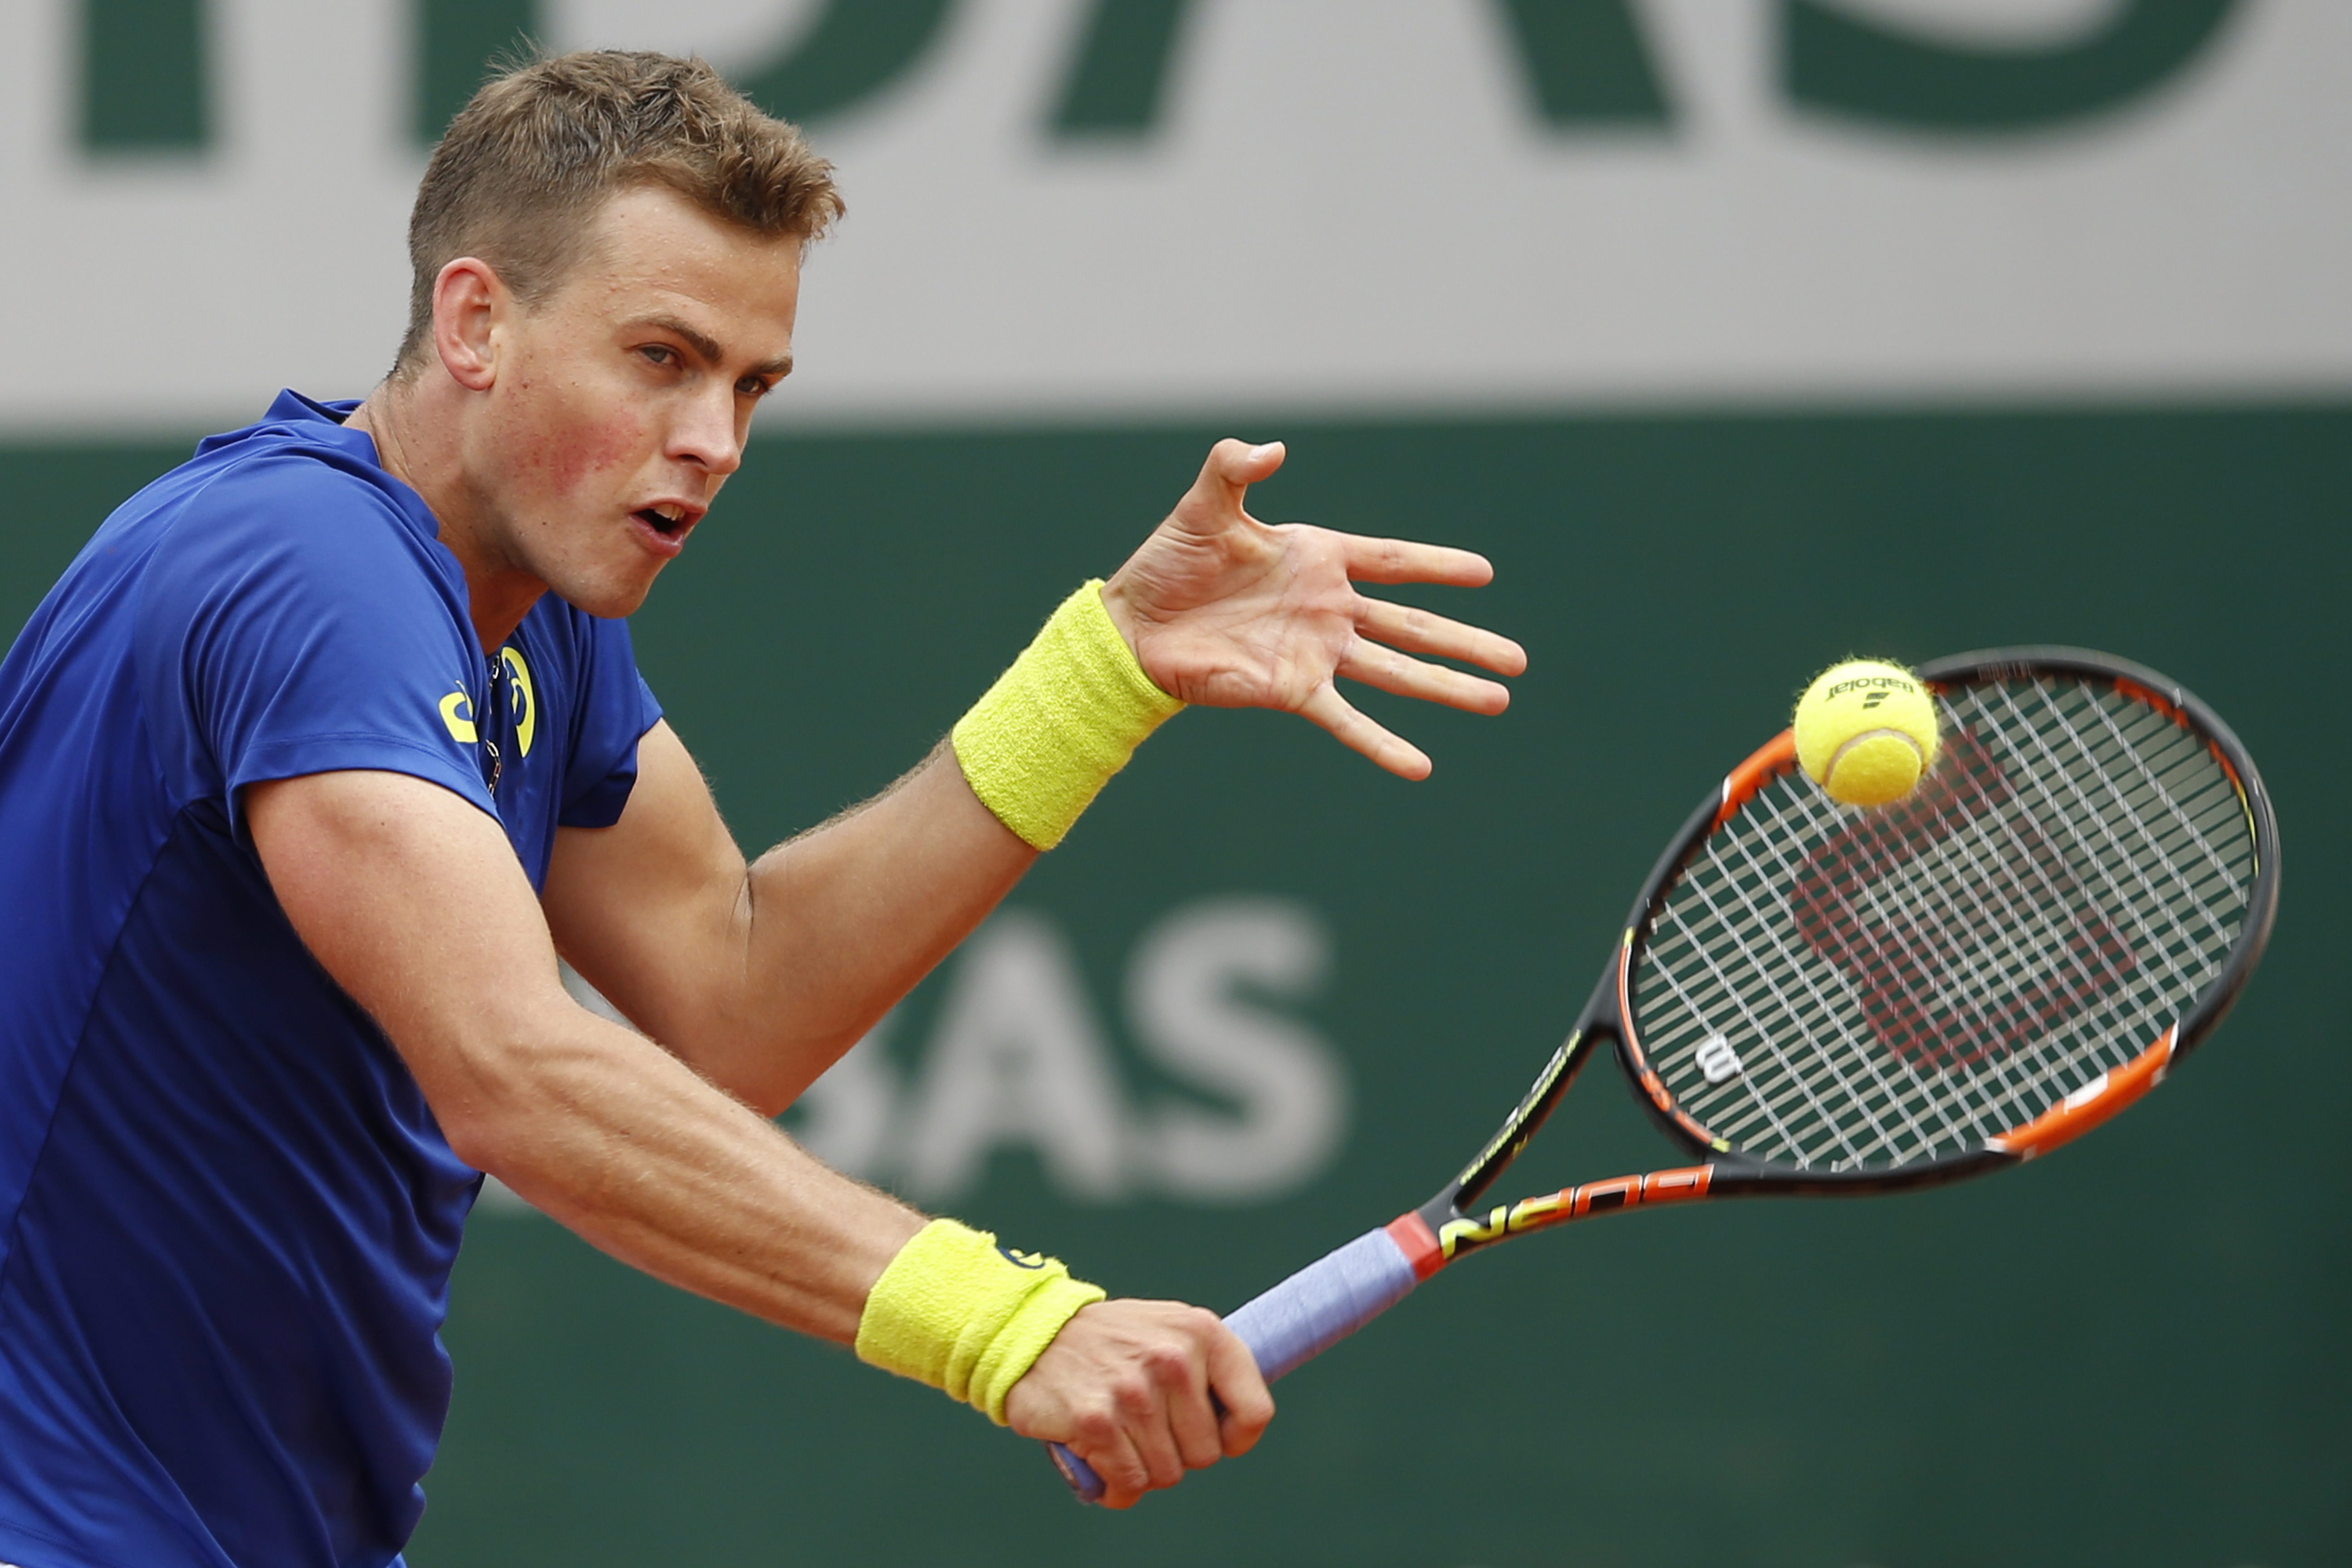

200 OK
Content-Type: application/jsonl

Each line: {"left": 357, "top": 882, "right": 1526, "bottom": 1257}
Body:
{"left": 1632, "top": 676, "right": 2253, "bottom": 1171}
{"left": 2011, "top": 684, "right": 2247, "bottom": 960}
{"left": 1772, "top": 682, "right": 2235, "bottom": 1158}
{"left": 1662, "top": 781, "right": 2160, "bottom": 1166}
{"left": 1670, "top": 762, "right": 2041, "bottom": 1162}
{"left": 1764, "top": 685, "right": 2238, "bottom": 1155}
{"left": 1663, "top": 789, "right": 1989, "bottom": 1163}
{"left": 1802, "top": 736, "right": 2132, "bottom": 1073}
{"left": 1677, "top": 810, "right": 1926, "bottom": 1163}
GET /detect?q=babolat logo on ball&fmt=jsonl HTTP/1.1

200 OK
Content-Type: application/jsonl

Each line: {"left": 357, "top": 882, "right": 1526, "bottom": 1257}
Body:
{"left": 1826, "top": 674, "right": 1917, "bottom": 701}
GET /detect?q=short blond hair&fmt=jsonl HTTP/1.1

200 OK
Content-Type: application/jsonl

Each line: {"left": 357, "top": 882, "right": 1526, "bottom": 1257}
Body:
{"left": 395, "top": 50, "right": 842, "bottom": 376}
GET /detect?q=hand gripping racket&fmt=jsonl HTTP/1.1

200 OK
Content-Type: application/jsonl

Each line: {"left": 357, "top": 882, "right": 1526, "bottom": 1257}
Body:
{"left": 1050, "top": 647, "right": 2278, "bottom": 1501}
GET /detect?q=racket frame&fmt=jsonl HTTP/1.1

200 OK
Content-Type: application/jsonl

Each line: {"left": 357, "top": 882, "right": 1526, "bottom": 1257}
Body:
{"left": 1411, "top": 645, "right": 2278, "bottom": 1269}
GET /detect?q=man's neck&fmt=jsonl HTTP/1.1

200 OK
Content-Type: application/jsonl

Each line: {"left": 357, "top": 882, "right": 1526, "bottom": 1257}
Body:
{"left": 347, "top": 378, "right": 546, "bottom": 655}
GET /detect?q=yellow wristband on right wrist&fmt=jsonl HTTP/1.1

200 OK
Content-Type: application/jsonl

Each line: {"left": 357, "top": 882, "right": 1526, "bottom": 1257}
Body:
{"left": 855, "top": 1218, "right": 1107, "bottom": 1426}
{"left": 951, "top": 580, "right": 1184, "bottom": 851}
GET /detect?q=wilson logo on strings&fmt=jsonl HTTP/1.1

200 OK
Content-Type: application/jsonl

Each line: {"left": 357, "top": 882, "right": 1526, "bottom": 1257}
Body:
{"left": 1790, "top": 732, "right": 2139, "bottom": 1074}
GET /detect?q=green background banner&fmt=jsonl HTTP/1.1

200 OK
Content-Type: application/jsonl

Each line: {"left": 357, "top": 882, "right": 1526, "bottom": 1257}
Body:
{"left": 6, "top": 405, "right": 2343, "bottom": 1565}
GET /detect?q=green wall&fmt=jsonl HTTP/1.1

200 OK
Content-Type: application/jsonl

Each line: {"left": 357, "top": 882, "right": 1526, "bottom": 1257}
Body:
{"left": 5, "top": 405, "right": 2344, "bottom": 1566}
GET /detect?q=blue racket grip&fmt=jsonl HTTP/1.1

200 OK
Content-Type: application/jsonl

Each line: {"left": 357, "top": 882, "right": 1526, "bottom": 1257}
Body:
{"left": 1048, "top": 1223, "right": 1426, "bottom": 1502}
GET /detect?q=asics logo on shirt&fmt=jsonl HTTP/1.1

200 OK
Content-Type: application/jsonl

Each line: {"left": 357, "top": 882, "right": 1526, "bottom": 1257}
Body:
{"left": 438, "top": 687, "right": 475, "bottom": 745}
{"left": 500, "top": 646, "right": 537, "bottom": 759}
{"left": 434, "top": 647, "right": 536, "bottom": 756}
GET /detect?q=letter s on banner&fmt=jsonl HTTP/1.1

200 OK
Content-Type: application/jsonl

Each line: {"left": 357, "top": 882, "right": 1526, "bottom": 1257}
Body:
{"left": 1785, "top": 0, "right": 2243, "bottom": 133}
{"left": 1127, "top": 898, "right": 1348, "bottom": 1203}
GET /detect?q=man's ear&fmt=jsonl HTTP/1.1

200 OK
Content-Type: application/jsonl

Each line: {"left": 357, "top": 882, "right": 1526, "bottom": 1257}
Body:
{"left": 431, "top": 257, "right": 507, "bottom": 392}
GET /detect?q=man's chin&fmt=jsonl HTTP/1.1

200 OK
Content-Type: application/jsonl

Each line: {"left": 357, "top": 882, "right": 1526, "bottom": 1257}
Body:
{"left": 553, "top": 572, "right": 658, "bottom": 621}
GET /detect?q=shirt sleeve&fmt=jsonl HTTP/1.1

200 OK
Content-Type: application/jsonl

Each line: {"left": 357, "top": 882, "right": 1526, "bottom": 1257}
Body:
{"left": 557, "top": 615, "right": 664, "bottom": 830}
{"left": 134, "top": 455, "right": 497, "bottom": 836}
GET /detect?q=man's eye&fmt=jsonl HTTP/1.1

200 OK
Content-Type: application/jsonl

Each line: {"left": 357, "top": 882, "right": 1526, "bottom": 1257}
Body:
{"left": 738, "top": 377, "right": 774, "bottom": 399}
{"left": 639, "top": 346, "right": 676, "bottom": 367}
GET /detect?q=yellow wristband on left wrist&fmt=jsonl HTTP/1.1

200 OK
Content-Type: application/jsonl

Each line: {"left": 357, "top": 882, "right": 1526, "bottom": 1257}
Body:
{"left": 951, "top": 580, "right": 1184, "bottom": 851}
{"left": 855, "top": 1218, "right": 1107, "bottom": 1426}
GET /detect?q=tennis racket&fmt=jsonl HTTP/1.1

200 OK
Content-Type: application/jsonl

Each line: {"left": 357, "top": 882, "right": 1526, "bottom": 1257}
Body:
{"left": 1050, "top": 646, "right": 2278, "bottom": 1501}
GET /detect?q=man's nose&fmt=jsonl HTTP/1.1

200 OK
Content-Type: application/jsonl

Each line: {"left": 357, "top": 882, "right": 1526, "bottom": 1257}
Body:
{"left": 669, "top": 386, "right": 744, "bottom": 477}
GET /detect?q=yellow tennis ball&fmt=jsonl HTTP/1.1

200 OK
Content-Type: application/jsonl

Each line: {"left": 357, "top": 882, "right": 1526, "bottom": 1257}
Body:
{"left": 1793, "top": 660, "right": 1940, "bottom": 807}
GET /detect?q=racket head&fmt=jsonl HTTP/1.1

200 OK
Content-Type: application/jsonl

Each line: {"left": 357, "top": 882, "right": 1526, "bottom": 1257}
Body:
{"left": 1613, "top": 647, "right": 2277, "bottom": 1191}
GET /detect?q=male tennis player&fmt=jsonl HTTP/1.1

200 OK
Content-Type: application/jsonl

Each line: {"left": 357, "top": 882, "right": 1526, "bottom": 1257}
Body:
{"left": 0, "top": 51, "right": 1521, "bottom": 1566}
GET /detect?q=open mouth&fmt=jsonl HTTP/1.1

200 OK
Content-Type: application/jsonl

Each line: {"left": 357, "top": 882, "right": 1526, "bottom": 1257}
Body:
{"left": 634, "top": 504, "right": 698, "bottom": 542}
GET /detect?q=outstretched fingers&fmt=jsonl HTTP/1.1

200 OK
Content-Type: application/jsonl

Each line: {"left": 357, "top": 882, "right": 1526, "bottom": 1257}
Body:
{"left": 1338, "top": 641, "right": 1512, "bottom": 717}
{"left": 1340, "top": 533, "right": 1495, "bottom": 588}
{"left": 1300, "top": 684, "right": 1433, "bottom": 780}
{"left": 1356, "top": 596, "right": 1528, "bottom": 677}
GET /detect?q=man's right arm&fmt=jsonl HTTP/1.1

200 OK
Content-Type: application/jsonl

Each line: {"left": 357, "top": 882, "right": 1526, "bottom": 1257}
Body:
{"left": 244, "top": 765, "right": 1270, "bottom": 1506}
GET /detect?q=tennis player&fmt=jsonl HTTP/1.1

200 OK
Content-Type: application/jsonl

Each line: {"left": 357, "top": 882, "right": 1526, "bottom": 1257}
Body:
{"left": 0, "top": 51, "right": 1522, "bottom": 1566}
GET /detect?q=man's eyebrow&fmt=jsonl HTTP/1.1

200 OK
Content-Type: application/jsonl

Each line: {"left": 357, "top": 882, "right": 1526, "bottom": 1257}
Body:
{"left": 627, "top": 314, "right": 794, "bottom": 379}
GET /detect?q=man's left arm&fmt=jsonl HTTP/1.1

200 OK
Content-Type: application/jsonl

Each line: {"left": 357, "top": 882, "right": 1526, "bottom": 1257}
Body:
{"left": 543, "top": 720, "right": 1030, "bottom": 1115}
{"left": 543, "top": 438, "right": 1527, "bottom": 1112}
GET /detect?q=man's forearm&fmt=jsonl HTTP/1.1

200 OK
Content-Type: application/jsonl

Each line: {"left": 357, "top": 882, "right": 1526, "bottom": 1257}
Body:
{"left": 544, "top": 727, "right": 1038, "bottom": 1115}
{"left": 484, "top": 994, "right": 1269, "bottom": 1505}
{"left": 478, "top": 1003, "right": 925, "bottom": 1342}
{"left": 549, "top": 585, "right": 1189, "bottom": 1112}
{"left": 699, "top": 583, "right": 1182, "bottom": 1106}
{"left": 708, "top": 740, "right": 1036, "bottom": 1109}
{"left": 253, "top": 765, "right": 929, "bottom": 1340}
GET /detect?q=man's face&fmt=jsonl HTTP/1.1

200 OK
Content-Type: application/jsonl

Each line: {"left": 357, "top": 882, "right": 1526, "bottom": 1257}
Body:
{"left": 466, "top": 182, "right": 802, "bottom": 618}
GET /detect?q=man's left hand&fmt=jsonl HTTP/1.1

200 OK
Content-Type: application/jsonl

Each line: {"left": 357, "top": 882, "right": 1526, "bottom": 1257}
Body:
{"left": 1101, "top": 439, "right": 1527, "bottom": 779}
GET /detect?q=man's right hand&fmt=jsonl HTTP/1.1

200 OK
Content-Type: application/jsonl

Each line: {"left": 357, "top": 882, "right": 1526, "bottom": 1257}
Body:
{"left": 1003, "top": 1300, "right": 1274, "bottom": 1509}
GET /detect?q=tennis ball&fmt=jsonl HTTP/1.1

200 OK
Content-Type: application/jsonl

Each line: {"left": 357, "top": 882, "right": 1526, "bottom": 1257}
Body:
{"left": 1793, "top": 659, "right": 1940, "bottom": 807}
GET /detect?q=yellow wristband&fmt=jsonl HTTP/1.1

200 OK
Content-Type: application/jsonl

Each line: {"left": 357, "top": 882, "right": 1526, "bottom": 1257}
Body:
{"left": 951, "top": 581, "right": 1184, "bottom": 851}
{"left": 855, "top": 1218, "right": 1108, "bottom": 1426}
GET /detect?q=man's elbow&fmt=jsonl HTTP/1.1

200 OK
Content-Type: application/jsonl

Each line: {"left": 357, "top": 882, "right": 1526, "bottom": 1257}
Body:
{"left": 437, "top": 1101, "right": 512, "bottom": 1177}
{"left": 431, "top": 1077, "right": 536, "bottom": 1178}
{"left": 415, "top": 1011, "right": 602, "bottom": 1180}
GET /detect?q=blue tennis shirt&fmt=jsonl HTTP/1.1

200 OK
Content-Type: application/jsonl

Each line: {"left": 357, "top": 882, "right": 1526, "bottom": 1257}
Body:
{"left": 0, "top": 392, "right": 662, "bottom": 1567}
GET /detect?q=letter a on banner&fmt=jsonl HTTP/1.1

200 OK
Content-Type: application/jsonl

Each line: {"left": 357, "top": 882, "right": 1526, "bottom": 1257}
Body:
{"left": 897, "top": 912, "right": 1130, "bottom": 1203}
{"left": 737, "top": 0, "right": 958, "bottom": 125}
{"left": 1051, "top": 0, "right": 1193, "bottom": 137}
{"left": 1492, "top": 0, "right": 1673, "bottom": 128}
{"left": 416, "top": 0, "right": 536, "bottom": 143}
{"left": 1051, "top": 0, "right": 1673, "bottom": 139}
{"left": 414, "top": 0, "right": 958, "bottom": 141}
